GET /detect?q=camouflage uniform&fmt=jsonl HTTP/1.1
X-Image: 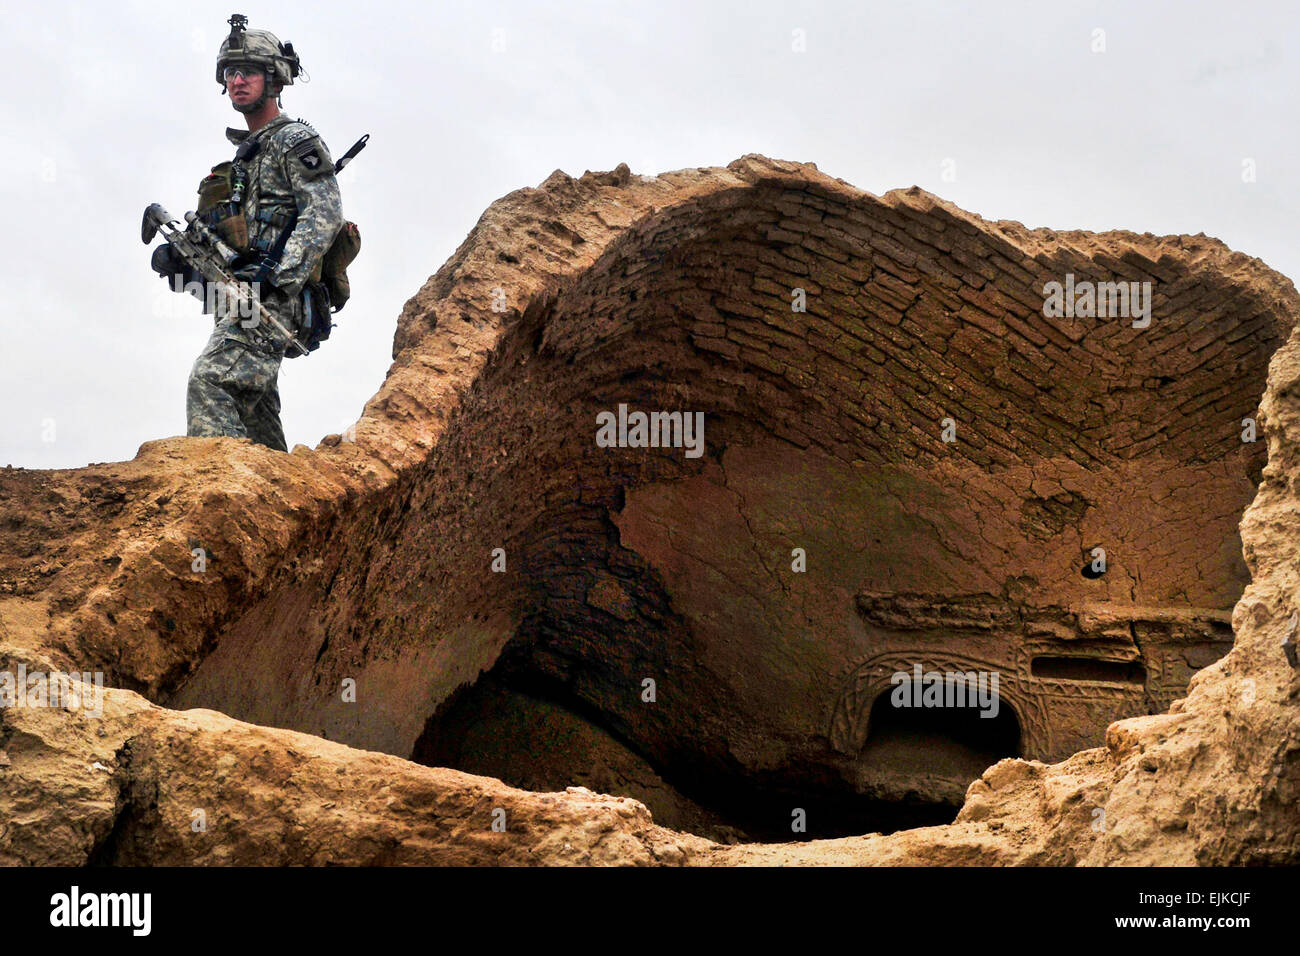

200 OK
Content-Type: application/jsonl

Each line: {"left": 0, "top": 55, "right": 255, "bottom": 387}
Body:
{"left": 186, "top": 115, "right": 344, "bottom": 451}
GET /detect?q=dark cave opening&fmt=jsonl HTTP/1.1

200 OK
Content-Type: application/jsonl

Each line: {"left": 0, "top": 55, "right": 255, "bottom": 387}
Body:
{"left": 856, "top": 680, "right": 1022, "bottom": 812}
{"left": 410, "top": 665, "right": 1025, "bottom": 845}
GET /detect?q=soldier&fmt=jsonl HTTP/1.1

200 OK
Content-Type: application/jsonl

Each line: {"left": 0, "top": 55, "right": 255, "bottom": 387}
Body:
{"left": 154, "top": 15, "right": 344, "bottom": 452}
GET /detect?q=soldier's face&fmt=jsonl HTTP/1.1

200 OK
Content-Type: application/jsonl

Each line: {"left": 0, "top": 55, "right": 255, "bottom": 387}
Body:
{"left": 226, "top": 68, "right": 265, "bottom": 110}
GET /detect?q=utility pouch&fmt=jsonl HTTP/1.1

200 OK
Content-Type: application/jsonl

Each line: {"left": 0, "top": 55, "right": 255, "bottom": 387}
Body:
{"left": 320, "top": 221, "right": 361, "bottom": 312}
{"left": 196, "top": 161, "right": 249, "bottom": 253}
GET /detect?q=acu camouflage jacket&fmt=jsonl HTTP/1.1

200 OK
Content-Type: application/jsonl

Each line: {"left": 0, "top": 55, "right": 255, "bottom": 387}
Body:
{"left": 225, "top": 114, "right": 344, "bottom": 300}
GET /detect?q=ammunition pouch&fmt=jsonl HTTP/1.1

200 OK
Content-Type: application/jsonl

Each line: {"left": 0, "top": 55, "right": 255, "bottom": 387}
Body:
{"left": 196, "top": 161, "right": 249, "bottom": 253}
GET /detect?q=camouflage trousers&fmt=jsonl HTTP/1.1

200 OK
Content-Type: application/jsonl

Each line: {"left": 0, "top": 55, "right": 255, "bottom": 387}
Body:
{"left": 186, "top": 295, "right": 297, "bottom": 452}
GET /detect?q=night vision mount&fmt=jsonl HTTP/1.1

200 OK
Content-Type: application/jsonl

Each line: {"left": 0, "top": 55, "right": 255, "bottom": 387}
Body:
{"left": 226, "top": 13, "right": 248, "bottom": 48}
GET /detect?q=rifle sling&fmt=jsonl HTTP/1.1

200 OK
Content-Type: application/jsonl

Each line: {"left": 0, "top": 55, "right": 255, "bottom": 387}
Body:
{"left": 254, "top": 209, "right": 299, "bottom": 286}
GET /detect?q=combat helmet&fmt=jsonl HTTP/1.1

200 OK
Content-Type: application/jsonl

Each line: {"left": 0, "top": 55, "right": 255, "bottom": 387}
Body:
{"left": 215, "top": 14, "right": 303, "bottom": 100}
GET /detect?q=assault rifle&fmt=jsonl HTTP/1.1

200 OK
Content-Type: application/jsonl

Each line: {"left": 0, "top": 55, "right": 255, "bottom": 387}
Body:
{"left": 140, "top": 202, "right": 309, "bottom": 357}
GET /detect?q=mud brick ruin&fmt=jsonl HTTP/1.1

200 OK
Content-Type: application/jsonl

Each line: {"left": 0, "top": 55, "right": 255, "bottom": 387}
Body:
{"left": 2, "top": 156, "right": 1297, "bottom": 864}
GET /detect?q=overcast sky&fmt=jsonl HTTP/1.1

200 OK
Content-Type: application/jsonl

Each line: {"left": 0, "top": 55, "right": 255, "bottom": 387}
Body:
{"left": 2, "top": 0, "right": 1297, "bottom": 469}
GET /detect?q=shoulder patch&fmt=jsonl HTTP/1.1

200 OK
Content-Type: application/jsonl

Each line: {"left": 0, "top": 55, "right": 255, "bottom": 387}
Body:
{"left": 293, "top": 140, "right": 327, "bottom": 173}
{"left": 281, "top": 125, "right": 315, "bottom": 151}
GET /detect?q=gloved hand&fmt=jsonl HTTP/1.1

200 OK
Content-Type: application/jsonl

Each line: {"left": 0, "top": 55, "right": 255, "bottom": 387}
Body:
{"left": 150, "top": 243, "right": 179, "bottom": 277}
{"left": 151, "top": 244, "right": 203, "bottom": 295}
{"left": 230, "top": 256, "right": 275, "bottom": 288}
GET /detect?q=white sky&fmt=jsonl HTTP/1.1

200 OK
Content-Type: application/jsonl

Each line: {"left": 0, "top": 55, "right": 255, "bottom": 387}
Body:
{"left": 2, "top": 0, "right": 1297, "bottom": 469}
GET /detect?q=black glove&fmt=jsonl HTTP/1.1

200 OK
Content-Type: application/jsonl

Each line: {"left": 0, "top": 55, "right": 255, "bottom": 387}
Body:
{"left": 150, "top": 243, "right": 180, "bottom": 277}
{"left": 231, "top": 255, "right": 276, "bottom": 288}
{"left": 151, "top": 244, "right": 202, "bottom": 294}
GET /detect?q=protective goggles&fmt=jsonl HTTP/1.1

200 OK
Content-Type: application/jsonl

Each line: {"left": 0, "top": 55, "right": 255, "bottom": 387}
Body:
{"left": 222, "top": 64, "right": 264, "bottom": 82}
